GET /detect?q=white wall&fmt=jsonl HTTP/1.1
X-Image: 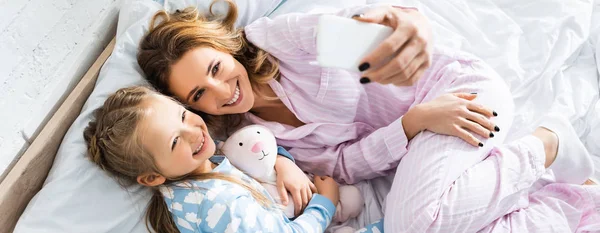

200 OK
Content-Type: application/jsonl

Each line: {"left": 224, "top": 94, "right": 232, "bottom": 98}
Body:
{"left": 0, "top": 0, "right": 121, "bottom": 177}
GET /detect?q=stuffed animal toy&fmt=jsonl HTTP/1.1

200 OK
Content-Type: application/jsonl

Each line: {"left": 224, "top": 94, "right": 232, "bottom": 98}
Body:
{"left": 219, "top": 124, "right": 364, "bottom": 228}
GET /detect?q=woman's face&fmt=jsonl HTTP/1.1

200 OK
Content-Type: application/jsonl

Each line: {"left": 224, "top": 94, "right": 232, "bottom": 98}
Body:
{"left": 137, "top": 95, "right": 216, "bottom": 178}
{"left": 168, "top": 47, "right": 255, "bottom": 115}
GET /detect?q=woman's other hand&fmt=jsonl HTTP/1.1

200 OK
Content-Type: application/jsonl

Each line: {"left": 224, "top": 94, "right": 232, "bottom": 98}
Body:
{"left": 403, "top": 93, "right": 500, "bottom": 147}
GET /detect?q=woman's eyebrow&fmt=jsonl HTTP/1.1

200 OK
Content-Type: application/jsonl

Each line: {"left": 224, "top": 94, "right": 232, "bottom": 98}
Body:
{"left": 186, "top": 86, "right": 199, "bottom": 102}
{"left": 206, "top": 59, "right": 215, "bottom": 75}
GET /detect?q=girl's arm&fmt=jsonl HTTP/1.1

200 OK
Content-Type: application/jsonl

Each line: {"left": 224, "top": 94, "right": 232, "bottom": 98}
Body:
{"left": 193, "top": 191, "right": 336, "bottom": 233}
{"left": 170, "top": 182, "right": 335, "bottom": 233}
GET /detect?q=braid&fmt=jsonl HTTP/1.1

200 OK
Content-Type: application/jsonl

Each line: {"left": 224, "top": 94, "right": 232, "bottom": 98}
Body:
{"left": 83, "top": 86, "right": 158, "bottom": 185}
{"left": 84, "top": 115, "right": 106, "bottom": 170}
{"left": 87, "top": 135, "right": 103, "bottom": 166}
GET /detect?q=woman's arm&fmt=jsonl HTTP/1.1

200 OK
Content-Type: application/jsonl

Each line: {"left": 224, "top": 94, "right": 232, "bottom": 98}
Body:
{"left": 288, "top": 115, "right": 410, "bottom": 184}
{"left": 288, "top": 93, "right": 498, "bottom": 184}
{"left": 245, "top": 4, "right": 433, "bottom": 85}
{"left": 244, "top": 5, "right": 384, "bottom": 59}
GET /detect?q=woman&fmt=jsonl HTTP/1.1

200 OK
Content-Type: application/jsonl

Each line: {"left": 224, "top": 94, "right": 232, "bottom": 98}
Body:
{"left": 137, "top": 1, "right": 599, "bottom": 232}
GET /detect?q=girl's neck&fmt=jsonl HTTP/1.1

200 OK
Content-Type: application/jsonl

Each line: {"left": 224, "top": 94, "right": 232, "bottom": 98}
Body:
{"left": 192, "top": 159, "right": 218, "bottom": 174}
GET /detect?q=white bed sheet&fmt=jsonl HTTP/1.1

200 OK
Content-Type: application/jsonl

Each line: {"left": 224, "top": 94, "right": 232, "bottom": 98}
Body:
{"left": 15, "top": 0, "right": 600, "bottom": 232}
{"left": 583, "top": 0, "right": 600, "bottom": 181}
{"left": 407, "top": 0, "right": 600, "bottom": 178}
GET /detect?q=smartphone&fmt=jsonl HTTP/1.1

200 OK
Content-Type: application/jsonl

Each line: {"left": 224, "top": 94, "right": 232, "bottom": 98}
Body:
{"left": 316, "top": 14, "right": 393, "bottom": 72}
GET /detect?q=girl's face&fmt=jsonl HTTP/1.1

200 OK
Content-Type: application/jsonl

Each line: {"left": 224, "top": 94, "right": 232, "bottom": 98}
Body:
{"left": 137, "top": 95, "right": 216, "bottom": 181}
{"left": 168, "top": 47, "right": 255, "bottom": 115}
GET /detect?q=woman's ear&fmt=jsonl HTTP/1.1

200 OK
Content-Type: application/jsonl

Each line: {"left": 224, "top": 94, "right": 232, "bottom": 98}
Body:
{"left": 137, "top": 173, "right": 167, "bottom": 187}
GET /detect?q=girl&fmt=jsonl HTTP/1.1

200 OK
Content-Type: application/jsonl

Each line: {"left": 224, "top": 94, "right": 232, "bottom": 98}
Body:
{"left": 137, "top": 1, "right": 599, "bottom": 232}
{"left": 84, "top": 86, "right": 345, "bottom": 233}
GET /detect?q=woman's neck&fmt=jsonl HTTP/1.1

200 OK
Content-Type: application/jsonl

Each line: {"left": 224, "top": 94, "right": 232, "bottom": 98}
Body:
{"left": 250, "top": 82, "right": 281, "bottom": 111}
{"left": 248, "top": 82, "right": 305, "bottom": 128}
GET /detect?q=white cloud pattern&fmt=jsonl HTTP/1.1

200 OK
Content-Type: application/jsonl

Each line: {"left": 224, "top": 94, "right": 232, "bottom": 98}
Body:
{"left": 184, "top": 191, "right": 204, "bottom": 205}
{"left": 172, "top": 202, "right": 183, "bottom": 211}
{"left": 177, "top": 217, "right": 194, "bottom": 231}
{"left": 206, "top": 203, "right": 227, "bottom": 229}
{"left": 159, "top": 186, "right": 174, "bottom": 199}
{"left": 185, "top": 212, "right": 202, "bottom": 225}
{"left": 244, "top": 202, "right": 258, "bottom": 228}
{"left": 207, "top": 185, "right": 226, "bottom": 201}
{"left": 224, "top": 217, "right": 241, "bottom": 233}
{"left": 295, "top": 218, "right": 315, "bottom": 233}
{"left": 308, "top": 209, "right": 324, "bottom": 222}
{"left": 263, "top": 214, "right": 274, "bottom": 232}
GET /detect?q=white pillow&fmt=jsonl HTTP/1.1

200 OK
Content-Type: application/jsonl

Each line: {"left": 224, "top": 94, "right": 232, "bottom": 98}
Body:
{"left": 13, "top": 0, "right": 282, "bottom": 232}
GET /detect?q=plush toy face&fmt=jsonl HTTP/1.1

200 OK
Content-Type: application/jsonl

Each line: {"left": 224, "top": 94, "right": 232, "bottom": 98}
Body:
{"left": 221, "top": 125, "right": 278, "bottom": 181}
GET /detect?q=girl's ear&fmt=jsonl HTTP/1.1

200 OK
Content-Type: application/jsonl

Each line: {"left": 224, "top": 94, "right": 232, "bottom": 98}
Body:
{"left": 137, "top": 173, "right": 167, "bottom": 187}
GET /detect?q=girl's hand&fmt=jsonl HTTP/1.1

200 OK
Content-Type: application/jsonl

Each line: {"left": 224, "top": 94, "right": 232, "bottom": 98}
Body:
{"left": 275, "top": 156, "right": 317, "bottom": 216}
{"left": 314, "top": 175, "right": 340, "bottom": 205}
{"left": 403, "top": 93, "right": 499, "bottom": 147}
{"left": 354, "top": 6, "right": 432, "bottom": 86}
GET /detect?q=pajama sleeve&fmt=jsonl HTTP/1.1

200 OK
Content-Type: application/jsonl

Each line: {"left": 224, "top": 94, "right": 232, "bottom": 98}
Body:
{"left": 277, "top": 146, "right": 295, "bottom": 162}
{"left": 166, "top": 158, "right": 334, "bottom": 233}
{"left": 184, "top": 191, "right": 336, "bottom": 233}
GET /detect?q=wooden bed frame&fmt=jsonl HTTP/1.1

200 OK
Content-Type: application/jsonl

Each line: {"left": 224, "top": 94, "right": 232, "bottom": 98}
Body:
{"left": 0, "top": 39, "right": 116, "bottom": 233}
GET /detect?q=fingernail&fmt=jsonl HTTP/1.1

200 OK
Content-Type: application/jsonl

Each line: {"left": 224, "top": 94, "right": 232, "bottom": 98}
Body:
{"left": 478, "top": 142, "right": 484, "bottom": 147}
{"left": 351, "top": 14, "right": 364, "bottom": 19}
{"left": 494, "top": 125, "right": 500, "bottom": 132}
{"left": 493, "top": 111, "right": 498, "bottom": 117}
{"left": 360, "top": 77, "right": 371, "bottom": 84}
{"left": 358, "top": 62, "right": 370, "bottom": 72}
{"left": 489, "top": 132, "right": 495, "bottom": 138}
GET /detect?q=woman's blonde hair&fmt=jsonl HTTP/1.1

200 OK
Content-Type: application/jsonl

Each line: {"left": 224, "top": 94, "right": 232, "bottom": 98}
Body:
{"left": 84, "top": 86, "right": 272, "bottom": 233}
{"left": 137, "top": 0, "right": 279, "bottom": 137}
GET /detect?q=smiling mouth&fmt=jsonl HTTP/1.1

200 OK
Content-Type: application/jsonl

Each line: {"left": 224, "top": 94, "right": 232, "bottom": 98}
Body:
{"left": 258, "top": 151, "right": 269, "bottom": 160}
{"left": 192, "top": 132, "right": 206, "bottom": 156}
{"left": 224, "top": 80, "right": 242, "bottom": 107}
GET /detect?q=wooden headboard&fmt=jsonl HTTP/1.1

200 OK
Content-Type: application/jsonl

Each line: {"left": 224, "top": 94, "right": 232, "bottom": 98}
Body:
{"left": 0, "top": 39, "right": 115, "bottom": 233}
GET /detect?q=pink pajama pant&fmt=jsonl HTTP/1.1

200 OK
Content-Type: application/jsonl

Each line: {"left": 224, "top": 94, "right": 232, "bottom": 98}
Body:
{"left": 384, "top": 49, "right": 600, "bottom": 233}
